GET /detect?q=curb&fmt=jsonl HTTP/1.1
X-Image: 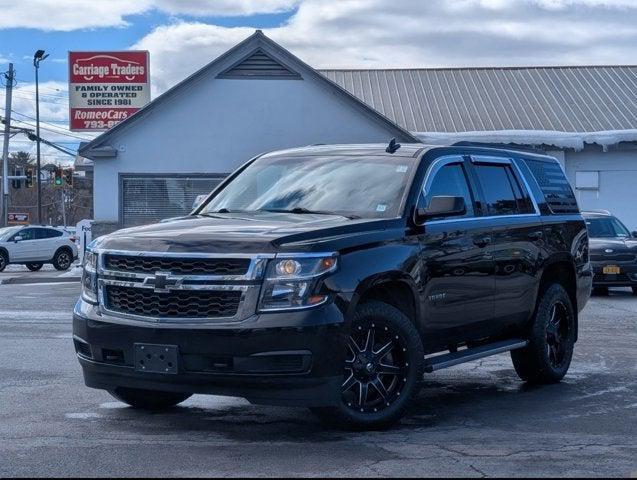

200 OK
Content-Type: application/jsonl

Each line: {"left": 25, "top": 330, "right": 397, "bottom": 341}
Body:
{"left": 0, "top": 276, "right": 81, "bottom": 285}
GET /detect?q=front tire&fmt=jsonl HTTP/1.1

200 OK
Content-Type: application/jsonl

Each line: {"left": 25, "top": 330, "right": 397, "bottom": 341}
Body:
{"left": 0, "top": 251, "right": 7, "bottom": 272}
{"left": 52, "top": 249, "right": 73, "bottom": 271}
{"left": 312, "top": 301, "right": 424, "bottom": 430}
{"left": 109, "top": 387, "right": 192, "bottom": 410}
{"left": 511, "top": 283, "right": 575, "bottom": 384}
{"left": 26, "top": 263, "right": 43, "bottom": 271}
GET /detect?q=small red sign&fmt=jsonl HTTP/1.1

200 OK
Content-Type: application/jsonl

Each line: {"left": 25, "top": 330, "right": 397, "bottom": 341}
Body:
{"left": 68, "top": 51, "right": 150, "bottom": 131}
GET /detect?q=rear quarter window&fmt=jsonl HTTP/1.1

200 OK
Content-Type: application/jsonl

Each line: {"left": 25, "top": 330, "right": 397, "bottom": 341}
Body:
{"left": 523, "top": 159, "right": 579, "bottom": 214}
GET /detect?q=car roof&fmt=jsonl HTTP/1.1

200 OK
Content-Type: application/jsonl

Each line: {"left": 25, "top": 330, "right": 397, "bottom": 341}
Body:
{"left": 260, "top": 143, "right": 431, "bottom": 159}
{"left": 582, "top": 210, "right": 613, "bottom": 218}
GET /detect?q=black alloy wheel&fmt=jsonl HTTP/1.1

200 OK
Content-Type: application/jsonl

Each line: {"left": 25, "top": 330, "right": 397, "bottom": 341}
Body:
{"left": 545, "top": 301, "right": 570, "bottom": 369}
{"left": 311, "top": 301, "right": 424, "bottom": 429}
{"left": 53, "top": 249, "right": 72, "bottom": 271}
{"left": 511, "top": 283, "right": 575, "bottom": 384}
{"left": 0, "top": 252, "right": 7, "bottom": 272}
{"left": 26, "top": 263, "right": 43, "bottom": 271}
{"left": 343, "top": 321, "right": 409, "bottom": 413}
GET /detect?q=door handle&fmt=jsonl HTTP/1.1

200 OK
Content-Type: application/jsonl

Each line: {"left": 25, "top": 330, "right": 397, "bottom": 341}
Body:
{"left": 473, "top": 236, "right": 492, "bottom": 248}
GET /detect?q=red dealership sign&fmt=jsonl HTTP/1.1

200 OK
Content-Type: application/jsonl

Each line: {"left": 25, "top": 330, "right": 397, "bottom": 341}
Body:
{"left": 68, "top": 51, "right": 150, "bottom": 131}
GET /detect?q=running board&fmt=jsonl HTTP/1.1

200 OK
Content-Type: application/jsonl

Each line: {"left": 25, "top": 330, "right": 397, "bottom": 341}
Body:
{"left": 424, "top": 339, "right": 529, "bottom": 373}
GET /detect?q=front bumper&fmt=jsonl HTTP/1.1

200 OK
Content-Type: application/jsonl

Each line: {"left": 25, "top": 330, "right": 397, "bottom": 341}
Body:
{"left": 73, "top": 300, "right": 348, "bottom": 407}
{"left": 591, "top": 262, "right": 637, "bottom": 287}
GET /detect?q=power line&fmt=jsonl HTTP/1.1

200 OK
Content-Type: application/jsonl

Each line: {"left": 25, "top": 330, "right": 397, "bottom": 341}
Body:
{"left": 10, "top": 116, "right": 92, "bottom": 141}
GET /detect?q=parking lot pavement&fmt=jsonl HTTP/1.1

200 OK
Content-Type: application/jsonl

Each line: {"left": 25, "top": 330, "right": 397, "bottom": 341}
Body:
{"left": 0, "top": 283, "right": 635, "bottom": 478}
{"left": 0, "top": 263, "right": 82, "bottom": 285}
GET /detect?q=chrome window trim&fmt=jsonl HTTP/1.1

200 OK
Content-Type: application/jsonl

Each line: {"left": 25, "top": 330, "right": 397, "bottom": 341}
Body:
{"left": 417, "top": 154, "right": 542, "bottom": 225}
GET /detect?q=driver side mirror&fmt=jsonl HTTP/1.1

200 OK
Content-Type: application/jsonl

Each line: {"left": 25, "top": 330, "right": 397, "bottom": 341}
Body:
{"left": 415, "top": 196, "right": 466, "bottom": 224}
{"left": 13, "top": 236, "right": 23, "bottom": 243}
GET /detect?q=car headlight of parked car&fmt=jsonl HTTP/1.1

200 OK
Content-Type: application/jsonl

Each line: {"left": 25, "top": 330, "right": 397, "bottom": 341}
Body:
{"left": 259, "top": 254, "right": 338, "bottom": 311}
{"left": 81, "top": 249, "right": 99, "bottom": 304}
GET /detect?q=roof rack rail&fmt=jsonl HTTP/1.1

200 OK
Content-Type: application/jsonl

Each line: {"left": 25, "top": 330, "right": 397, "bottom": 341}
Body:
{"left": 582, "top": 209, "right": 611, "bottom": 215}
{"left": 452, "top": 141, "right": 545, "bottom": 154}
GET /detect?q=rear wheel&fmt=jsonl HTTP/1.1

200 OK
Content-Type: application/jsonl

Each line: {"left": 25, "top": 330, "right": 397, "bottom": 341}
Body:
{"left": 511, "top": 283, "right": 575, "bottom": 384}
{"left": 0, "top": 252, "right": 7, "bottom": 272}
{"left": 109, "top": 387, "right": 192, "bottom": 410}
{"left": 53, "top": 249, "right": 72, "bottom": 271}
{"left": 311, "top": 301, "right": 424, "bottom": 430}
{"left": 26, "top": 263, "right": 43, "bottom": 271}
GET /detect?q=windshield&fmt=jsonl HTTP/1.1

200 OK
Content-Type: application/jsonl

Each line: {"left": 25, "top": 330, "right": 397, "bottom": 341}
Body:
{"left": 200, "top": 155, "right": 416, "bottom": 219}
{"left": 586, "top": 216, "right": 630, "bottom": 238}
{"left": 0, "top": 226, "right": 21, "bottom": 241}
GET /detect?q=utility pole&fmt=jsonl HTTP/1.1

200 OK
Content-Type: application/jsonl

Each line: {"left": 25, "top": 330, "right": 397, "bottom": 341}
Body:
{"left": 61, "top": 188, "right": 67, "bottom": 227}
{"left": 1, "top": 63, "right": 14, "bottom": 228}
{"left": 34, "top": 50, "right": 48, "bottom": 225}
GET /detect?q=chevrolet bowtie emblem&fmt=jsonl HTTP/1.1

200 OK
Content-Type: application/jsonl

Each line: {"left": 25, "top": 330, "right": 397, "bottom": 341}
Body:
{"left": 143, "top": 272, "right": 182, "bottom": 292}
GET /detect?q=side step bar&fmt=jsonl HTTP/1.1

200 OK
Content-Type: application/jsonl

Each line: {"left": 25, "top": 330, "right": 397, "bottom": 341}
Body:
{"left": 424, "top": 339, "right": 529, "bottom": 373}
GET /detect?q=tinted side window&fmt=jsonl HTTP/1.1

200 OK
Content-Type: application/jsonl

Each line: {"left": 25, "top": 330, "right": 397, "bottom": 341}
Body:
{"left": 39, "top": 229, "right": 63, "bottom": 239}
{"left": 16, "top": 228, "right": 36, "bottom": 241}
{"left": 523, "top": 159, "right": 578, "bottom": 214}
{"left": 473, "top": 165, "right": 520, "bottom": 216}
{"left": 423, "top": 163, "right": 475, "bottom": 220}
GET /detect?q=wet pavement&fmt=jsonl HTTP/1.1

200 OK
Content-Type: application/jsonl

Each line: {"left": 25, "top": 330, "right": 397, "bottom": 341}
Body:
{"left": 0, "top": 282, "right": 635, "bottom": 477}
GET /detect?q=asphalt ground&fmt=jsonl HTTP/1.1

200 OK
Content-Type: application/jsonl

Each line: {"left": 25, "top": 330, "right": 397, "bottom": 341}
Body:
{"left": 0, "top": 282, "right": 635, "bottom": 477}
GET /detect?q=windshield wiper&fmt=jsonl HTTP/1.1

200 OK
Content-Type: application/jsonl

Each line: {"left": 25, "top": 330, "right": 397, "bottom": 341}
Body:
{"left": 258, "top": 207, "right": 361, "bottom": 219}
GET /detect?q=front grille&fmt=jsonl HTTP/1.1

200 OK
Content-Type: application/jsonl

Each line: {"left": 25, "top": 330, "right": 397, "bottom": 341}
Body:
{"left": 104, "top": 254, "right": 250, "bottom": 276}
{"left": 590, "top": 253, "right": 636, "bottom": 262}
{"left": 105, "top": 285, "right": 242, "bottom": 319}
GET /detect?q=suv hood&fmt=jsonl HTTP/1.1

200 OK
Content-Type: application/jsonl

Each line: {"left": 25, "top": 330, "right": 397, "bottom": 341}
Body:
{"left": 92, "top": 212, "right": 403, "bottom": 254}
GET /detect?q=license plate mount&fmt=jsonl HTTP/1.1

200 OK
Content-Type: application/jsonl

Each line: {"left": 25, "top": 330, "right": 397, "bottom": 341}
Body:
{"left": 603, "top": 265, "right": 621, "bottom": 275}
{"left": 134, "top": 343, "right": 179, "bottom": 374}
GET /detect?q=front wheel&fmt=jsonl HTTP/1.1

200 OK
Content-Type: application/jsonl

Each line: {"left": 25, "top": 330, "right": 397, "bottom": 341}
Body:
{"left": 53, "top": 249, "right": 73, "bottom": 271}
{"left": 109, "top": 387, "right": 192, "bottom": 410}
{"left": 26, "top": 263, "right": 43, "bottom": 271}
{"left": 0, "top": 252, "right": 7, "bottom": 272}
{"left": 311, "top": 301, "right": 424, "bottom": 430}
{"left": 511, "top": 283, "right": 575, "bottom": 384}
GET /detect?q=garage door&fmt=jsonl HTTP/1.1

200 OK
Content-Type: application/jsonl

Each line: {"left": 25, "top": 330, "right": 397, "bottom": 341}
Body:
{"left": 120, "top": 174, "right": 225, "bottom": 228}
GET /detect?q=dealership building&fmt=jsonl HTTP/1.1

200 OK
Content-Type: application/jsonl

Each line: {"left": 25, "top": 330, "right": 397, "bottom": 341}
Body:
{"left": 79, "top": 31, "right": 637, "bottom": 234}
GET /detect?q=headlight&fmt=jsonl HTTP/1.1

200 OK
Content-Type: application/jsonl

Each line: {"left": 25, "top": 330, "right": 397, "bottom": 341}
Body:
{"left": 81, "top": 250, "right": 98, "bottom": 304}
{"left": 259, "top": 254, "right": 338, "bottom": 311}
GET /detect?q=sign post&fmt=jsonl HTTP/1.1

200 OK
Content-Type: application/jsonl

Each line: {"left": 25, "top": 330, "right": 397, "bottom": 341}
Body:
{"left": 68, "top": 51, "right": 150, "bottom": 132}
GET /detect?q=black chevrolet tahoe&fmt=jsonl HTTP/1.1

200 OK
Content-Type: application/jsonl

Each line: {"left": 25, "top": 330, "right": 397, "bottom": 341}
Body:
{"left": 74, "top": 143, "right": 592, "bottom": 428}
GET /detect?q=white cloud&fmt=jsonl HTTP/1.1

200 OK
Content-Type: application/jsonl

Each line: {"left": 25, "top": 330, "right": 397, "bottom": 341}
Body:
{"left": 132, "top": 0, "right": 637, "bottom": 94}
{"left": 0, "top": 0, "right": 300, "bottom": 32}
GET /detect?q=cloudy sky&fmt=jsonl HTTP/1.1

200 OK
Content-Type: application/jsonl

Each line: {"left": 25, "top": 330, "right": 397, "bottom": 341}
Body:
{"left": 1, "top": 0, "right": 636, "bottom": 162}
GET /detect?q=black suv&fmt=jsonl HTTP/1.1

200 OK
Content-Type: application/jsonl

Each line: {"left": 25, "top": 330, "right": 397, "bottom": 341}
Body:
{"left": 74, "top": 143, "right": 592, "bottom": 428}
{"left": 583, "top": 210, "right": 637, "bottom": 295}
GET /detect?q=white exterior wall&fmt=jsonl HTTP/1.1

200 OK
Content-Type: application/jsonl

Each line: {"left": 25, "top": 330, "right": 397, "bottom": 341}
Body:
{"left": 564, "top": 146, "right": 637, "bottom": 230}
{"left": 93, "top": 76, "right": 401, "bottom": 223}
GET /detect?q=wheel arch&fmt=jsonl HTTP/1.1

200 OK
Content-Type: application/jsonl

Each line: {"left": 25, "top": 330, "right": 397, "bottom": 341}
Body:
{"left": 348, "top": 272, "right": 421, "bottom": 330}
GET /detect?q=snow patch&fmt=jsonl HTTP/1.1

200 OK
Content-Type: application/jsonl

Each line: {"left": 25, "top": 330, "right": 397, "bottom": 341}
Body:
{"left": 413, "top": 130, "right": 637, "bottom": 151}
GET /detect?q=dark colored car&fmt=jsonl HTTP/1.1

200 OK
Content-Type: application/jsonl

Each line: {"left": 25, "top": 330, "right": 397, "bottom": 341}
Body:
{"left": 583, "top": 211, "right": 637, "bottom": 295}
{"left": 74, "top": 143, "right": 592, "bottom": 428}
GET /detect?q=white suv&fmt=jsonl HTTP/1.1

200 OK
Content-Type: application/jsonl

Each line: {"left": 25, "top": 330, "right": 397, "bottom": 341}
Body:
{"left": 0, "top": 225, "right": 78, "bottom": 272}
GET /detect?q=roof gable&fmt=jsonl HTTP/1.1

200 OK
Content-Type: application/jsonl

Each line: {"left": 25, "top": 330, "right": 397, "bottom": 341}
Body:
{"left": 80, "top": 31, "right": 418, "bottom": 158}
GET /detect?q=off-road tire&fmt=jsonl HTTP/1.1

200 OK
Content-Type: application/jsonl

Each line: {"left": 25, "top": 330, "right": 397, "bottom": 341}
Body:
{"left": 26, "top": 263, "right": 43, "bottom": 271}
{"left": 511, "top": 283, "right": 575, "bottom": 384}
{"left": 109, "top": 387, "right": 192, "bottom": 410}
{"left": 311, "top": 300, "right": 424, "bottom": 430}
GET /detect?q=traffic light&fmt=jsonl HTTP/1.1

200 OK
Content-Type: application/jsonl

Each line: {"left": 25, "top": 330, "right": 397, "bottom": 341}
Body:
{"left": 25, "top": 168, "right": 34, "bottom": 188}
{"left": 54, "top": 167, "right": 63, "bottom": 187}
{"left": 64, "top": 168, "right": 73, "bottom": 186}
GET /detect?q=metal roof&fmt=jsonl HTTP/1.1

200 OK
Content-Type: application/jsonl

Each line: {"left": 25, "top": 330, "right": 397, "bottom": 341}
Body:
{"left": 319, "top": 66, "right": 637, "bottom": 133}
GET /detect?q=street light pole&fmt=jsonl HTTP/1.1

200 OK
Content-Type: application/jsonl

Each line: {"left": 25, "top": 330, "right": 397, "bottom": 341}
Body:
{"left": 34, "top": 49, "right": 48, "bottom": 225}
{"left": 1, "top": 63, "right": 15, "bottom": 227}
